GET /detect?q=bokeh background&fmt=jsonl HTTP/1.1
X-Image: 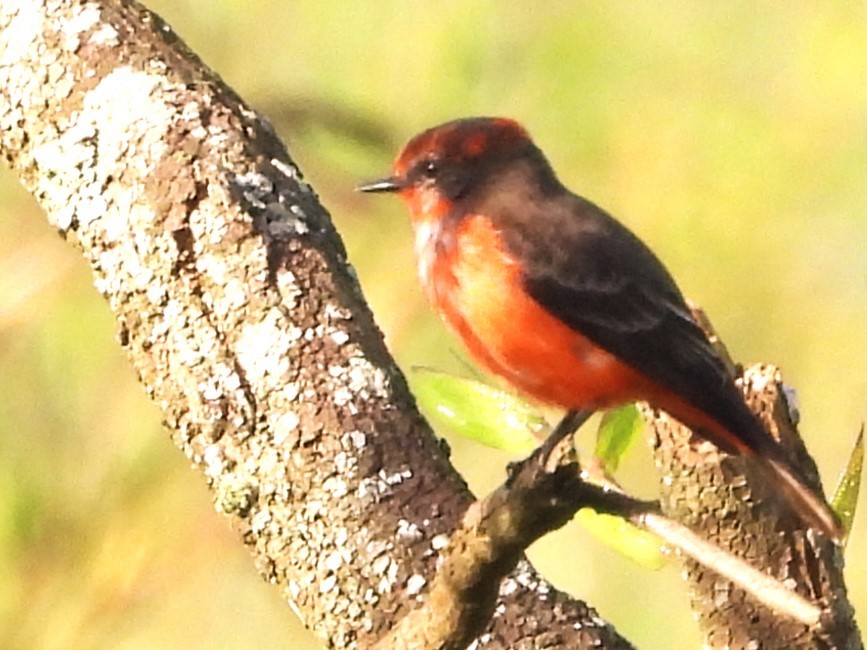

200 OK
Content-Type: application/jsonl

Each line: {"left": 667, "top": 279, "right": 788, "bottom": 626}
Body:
{"left": 2, "top": 2, "right": 866, "bottom": 648}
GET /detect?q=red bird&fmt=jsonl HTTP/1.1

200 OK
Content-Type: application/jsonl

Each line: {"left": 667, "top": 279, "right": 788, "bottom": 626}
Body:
{"left": 358, "top": 117, "right": 840, "bottom": 540}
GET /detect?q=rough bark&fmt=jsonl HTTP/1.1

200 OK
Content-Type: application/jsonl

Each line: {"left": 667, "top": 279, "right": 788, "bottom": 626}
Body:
{"left": 0, "top": 1, "right": 858, "bottom": 649}
{"left": 0, "top": 1, "right": 628, "bottom": 648}
{"left": 648, "top": 346, "right": 861, "bottom": 647}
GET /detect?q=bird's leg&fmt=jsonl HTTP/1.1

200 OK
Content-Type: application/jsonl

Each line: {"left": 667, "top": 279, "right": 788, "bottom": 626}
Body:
{"left": 539, "top": 408, "right": 594, "bottom": 458}
{"left": 506, "top": 409, "right": 594, "bottom": 486}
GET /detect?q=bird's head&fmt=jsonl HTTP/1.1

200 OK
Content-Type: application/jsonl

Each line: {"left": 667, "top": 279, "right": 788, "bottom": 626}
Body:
{"left": 357, "top": 117, "right": 543, "bottom": 220}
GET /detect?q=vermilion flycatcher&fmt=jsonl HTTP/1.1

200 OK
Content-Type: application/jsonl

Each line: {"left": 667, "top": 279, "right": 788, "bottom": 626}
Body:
{"left": 358, "top": 117, "right": 840, "bottom": 540}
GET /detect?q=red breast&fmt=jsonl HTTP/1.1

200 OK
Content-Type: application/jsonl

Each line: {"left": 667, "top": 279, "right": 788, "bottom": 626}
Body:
{"left": 418, "top": 210, "right": 752, "bottom": 454}
{"left": 419, "top": 210, "right": 644, "bottom": 409}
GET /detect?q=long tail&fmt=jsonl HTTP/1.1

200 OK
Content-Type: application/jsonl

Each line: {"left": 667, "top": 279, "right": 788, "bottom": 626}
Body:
{"left": 757, "top": 456, "right": 843, "bottom": 542}
{"left": 651, "top": 388, "right": 842, "bottom": 542}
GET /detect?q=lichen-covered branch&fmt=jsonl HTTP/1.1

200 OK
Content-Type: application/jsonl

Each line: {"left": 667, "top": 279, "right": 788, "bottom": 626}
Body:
{"left": 0, "top": 1, "right": 629, "bottom": 648}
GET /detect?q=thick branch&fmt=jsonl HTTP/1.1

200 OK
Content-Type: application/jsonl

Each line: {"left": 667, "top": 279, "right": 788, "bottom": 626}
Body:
{"left": 0, "top": 2, "right": 629, "bottom": 648}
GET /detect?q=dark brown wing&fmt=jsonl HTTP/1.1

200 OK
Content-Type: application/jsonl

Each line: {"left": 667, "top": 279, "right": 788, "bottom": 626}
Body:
{"left": 489, "top": 183, "right": 846, "bottom": 538}
{"left": 502, "top": 192, "right": 845, "bottom": 539}
{"left": 495, "top": 191, "right": 769, "bottom": 453}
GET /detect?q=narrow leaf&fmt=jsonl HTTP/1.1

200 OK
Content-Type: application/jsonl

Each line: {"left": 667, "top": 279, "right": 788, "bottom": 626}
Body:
{"left": 412, "top": 368, "right": 545, "bottom": 454}
{"left": 574, "top": 507, "right": 668, "bottom": 569}
{"left": 830, "top": 426, "right": 863, "bottom": 544}
{"left": 595, "top": 404, "right": 643, "bottom": 474}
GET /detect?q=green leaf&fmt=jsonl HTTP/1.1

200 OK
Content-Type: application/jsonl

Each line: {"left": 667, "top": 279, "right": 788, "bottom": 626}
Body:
{"left": 830, "top": 427, "right": 863, "bottom": 544}
{"left": 595, "top": 404, "right": 644, "bottom": 474}
{"left": 412, "top": 368, "right": 545, "bottom": 453}
{"left": 574, "top": 507, "right": 668, "bottom": 569}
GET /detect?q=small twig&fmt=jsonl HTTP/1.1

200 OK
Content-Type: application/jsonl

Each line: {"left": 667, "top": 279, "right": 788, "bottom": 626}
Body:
{"left": 569, "top": 481, "right": 821, "bottom": 626}
{"left": 640, "top": 513, "right": 821, "bottom": 626}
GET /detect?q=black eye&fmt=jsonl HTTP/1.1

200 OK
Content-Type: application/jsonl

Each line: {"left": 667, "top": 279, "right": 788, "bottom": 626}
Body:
{"left": 421, "top": 159, "right": 439, "bottom": 178}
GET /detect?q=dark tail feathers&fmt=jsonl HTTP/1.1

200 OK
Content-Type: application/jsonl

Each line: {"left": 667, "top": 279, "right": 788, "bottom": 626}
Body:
{"left": 755, "top": 456, "right": 843, "bottom": 542}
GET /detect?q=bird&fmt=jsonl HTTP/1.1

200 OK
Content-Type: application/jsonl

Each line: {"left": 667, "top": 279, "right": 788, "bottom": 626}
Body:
{"left": 357, "top": 116, "right": 841, "bottom": 541}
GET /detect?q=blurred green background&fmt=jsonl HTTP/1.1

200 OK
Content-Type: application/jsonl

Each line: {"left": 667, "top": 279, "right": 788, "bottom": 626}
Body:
{"left": 2, "top": 2, "right": 866, "bottom": 648}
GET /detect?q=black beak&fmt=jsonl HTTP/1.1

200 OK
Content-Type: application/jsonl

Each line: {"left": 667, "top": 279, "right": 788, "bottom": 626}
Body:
{"left": 356, "top": 176, "right": 403, "bottom": 193}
